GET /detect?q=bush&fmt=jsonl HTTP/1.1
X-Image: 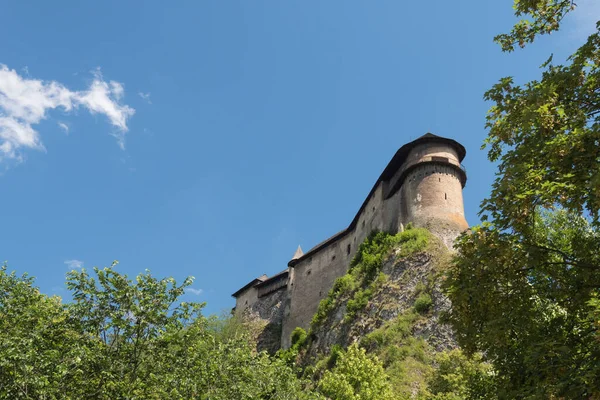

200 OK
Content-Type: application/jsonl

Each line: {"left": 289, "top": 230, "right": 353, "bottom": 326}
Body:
{"left": 331, "top": 274, "right": 356, "bottom": 296}
{"left": 291, "top": 327, "right": 308, "bottom": 347}
{"left": 428, "top": 349, "right": 497, "bottom": 399}
{"left": 360, "top": 311, "right": 433, "bottom": 397}
{"left": 414, "top": 292, "right": 433, "bottom": 314}
{"left": 318, "top": 344, "right": 395, "bottom": 400}
{"left": 345, "top": 287, "right": 374, "bottom": 321}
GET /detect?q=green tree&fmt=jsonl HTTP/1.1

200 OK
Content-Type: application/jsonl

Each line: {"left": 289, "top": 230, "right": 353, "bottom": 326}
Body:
{"left": 0, "top": 263, "right": 322, "bottom": 399}
{"left": 0, "top": 265, "right": 81, "bottom": 399}
{"left": 428, "top": 350, "right": 496, "bottom": 400}
{"left": 448, "top": 212, "right": 600, "bottom": 398}
{"left": 494, "top": 0, "right": 577, "bottom": 51}
{"left": 63, "top": 262, "right": 205, "bottom": 398}
{"left": 318, "top": 344, "right": 395, "bottom": 400}
{"left": 446, "top": 1, "right": 600, "bottom": 398}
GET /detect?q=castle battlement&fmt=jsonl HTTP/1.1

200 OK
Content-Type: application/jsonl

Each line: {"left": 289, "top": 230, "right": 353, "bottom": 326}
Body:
{"left": 232, "top": 133, "right": 467, "bottom": 350}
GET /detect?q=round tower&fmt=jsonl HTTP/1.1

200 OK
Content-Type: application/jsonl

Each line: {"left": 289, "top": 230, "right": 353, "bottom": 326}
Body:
{"left": 399, "top": 134, "right": 467, "bottom": 245}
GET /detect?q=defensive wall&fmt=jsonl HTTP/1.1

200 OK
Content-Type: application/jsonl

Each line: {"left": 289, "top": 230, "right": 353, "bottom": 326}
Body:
{"left": 231, "top": 133, "right": 468, "bottom": 349}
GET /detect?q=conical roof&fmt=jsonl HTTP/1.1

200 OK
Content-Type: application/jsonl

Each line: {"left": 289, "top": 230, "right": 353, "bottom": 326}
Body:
{"left": 291, "top": 245, "right": 304, "bottom": 260}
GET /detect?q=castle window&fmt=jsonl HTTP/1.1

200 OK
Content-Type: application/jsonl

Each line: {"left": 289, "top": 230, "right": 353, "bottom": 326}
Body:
{"left": 445, "top": 193, "right": 447, "bottom": 200}
{"left": 332, "top": 255, "right": 336, "bottom": 261}
{"left": 307, "top": 270, "right": 312, "bottom": 276}
{"left": 362, "top": 220, "right": 365, "bottom": 228}
{"left": 347, "top": 244, "right": 351, "bottom": 255}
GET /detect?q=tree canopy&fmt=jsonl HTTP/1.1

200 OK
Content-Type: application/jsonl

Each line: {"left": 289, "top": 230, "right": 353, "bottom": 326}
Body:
{"left": 446, "top": 1, "right": 600, "bottom": 398}
{"left": 0, "top": 264, "right": 321, "bottom": 400}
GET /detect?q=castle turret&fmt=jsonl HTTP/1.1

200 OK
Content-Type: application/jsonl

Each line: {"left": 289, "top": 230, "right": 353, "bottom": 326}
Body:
{"left": 397, "top": 133, "right": 467, "bottom": 244}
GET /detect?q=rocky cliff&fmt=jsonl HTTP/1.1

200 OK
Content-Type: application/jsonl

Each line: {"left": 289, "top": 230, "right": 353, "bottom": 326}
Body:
{"left": 282, "top": 228, "right": 466, "bottom": 397}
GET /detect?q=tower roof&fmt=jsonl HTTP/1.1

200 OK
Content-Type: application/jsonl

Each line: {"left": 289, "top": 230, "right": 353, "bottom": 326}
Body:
{"left": 292, "top": 245, "right": 304, "bottom": 260}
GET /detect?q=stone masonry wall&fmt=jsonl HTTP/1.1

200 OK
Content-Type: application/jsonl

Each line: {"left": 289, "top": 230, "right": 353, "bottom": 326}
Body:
{"left": 236, "top": 136, "right": 468, "bottom": 350}
{"left": 241, "top": 287, "right": 287, "bottom": 355}
{"left": 281, "top": 182, "right": 387, "bottom": 348}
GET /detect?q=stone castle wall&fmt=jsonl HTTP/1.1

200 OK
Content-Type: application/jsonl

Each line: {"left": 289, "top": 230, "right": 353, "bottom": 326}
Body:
{"left": 232, "top": 134, "right": 468, "bottom": 350}
{"left": 281, "top": 182, "right": 386, "bottom": 348}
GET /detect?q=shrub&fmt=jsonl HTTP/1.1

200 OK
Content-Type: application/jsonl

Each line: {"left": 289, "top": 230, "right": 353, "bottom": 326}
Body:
{"left": 318, "top": 344, "right": 395, "bottom": 400}
{"left": 360, "top": 311, "right": 433, "bottom": 397}
{"left": 291, "top": 327, "right": 308, "bottom": 347}
{"left": 331, "top": 274, "right": 356, "bottom": 296}
{"left": 312, "top": 296, "right": 334, "bottom": 326}
{"left": 345, "top": 287, "right": 374, "bottom": 321}
{"left": 414, "top": 292, "right": 433, "bottom": 314}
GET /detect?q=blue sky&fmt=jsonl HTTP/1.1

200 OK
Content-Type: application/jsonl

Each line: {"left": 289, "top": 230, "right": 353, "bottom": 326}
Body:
{"left": 1, "top": 1, "right": 597, "bottom": 315}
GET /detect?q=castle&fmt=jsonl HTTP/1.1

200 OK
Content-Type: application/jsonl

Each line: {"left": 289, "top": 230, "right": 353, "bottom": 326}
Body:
{"left": 232, "top": 133, "right": 468, "bottom": 349}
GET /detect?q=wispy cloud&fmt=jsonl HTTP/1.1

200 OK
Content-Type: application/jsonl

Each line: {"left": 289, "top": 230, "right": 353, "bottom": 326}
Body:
{"left": 185, "top": 287, "right": 203, "bottom": 296}
{"left": 57, "top": 121, "right": 69, "bottom": 134}
{"left": 64, "top": 259, "right": 84, "bottom": 269}
{"left": 138, "top": 92, "right": 151, "bottom": 104}
{"left": 0, "top": 64, "right": 135, "bottom": 163}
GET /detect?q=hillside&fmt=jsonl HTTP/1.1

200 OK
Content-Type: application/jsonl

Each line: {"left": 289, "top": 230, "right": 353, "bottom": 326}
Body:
{"left": 244, "top": 228, "right": 495, "bottom": 399}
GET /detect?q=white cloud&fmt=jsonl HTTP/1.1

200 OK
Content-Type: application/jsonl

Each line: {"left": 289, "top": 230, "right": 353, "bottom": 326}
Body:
{"left": 64, "top": 259, "right": 84, "bottom": 269}
{"left": 185, "top": 287, "right": 203, "bottom": 296}
{"left": 0, "top": 64, "right": 135, "bottom": 162}
{"left": 57, "top": 121, "right": 69, "bottom": 134}
{"left": 138, "top": 92, "right": 151, "bottom": 104}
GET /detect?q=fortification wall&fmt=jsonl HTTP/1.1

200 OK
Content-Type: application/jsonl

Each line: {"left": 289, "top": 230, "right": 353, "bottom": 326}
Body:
{"left": 239, "top": 286, "right": 287, "bottom": 355}
{"left": 235, "top": 283, "right": 261, "bottom": 313}
{"left": 233, "top": 134, "right": 468, "bottom": 350}
{"left": 281, "top": 183, "right": 386, "bottom": 348}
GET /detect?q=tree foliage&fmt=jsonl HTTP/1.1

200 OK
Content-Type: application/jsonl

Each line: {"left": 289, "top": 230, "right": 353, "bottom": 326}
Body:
{"left": 446, "top": 1, "right": 600, "bottom": 398}
{"left": 494, "top": 0, "right": 576, "bottom": 51}
{"left": 318, "top": 344, "right": 395, "bottom": 400}
{"left": 428, "top": 350, "right": 496, "bottom": 400}
{"left": 0, "top": 264, "right": 321, "bottom": 399}
{"left": 483, "top": 28, "right": 600, "bottom": 233}
{"left": 448, "top": 211, "right": 600, "bottom": 398}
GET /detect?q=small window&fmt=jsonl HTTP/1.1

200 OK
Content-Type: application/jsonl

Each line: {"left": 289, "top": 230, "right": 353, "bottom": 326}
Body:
{"left": 445, "top": 193, "right": 447, "bottom": 200}
{"left": 362, "top": 220, "right": 365, "bottom": 228}
{"left": 307, "top": 270, "right": 312, "bottom": 276}
{"left": 347, "top": 244, "right": 351, "bottom": 255}
{"left": 332, "top": 255, "right": 336, "bottom": 261}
